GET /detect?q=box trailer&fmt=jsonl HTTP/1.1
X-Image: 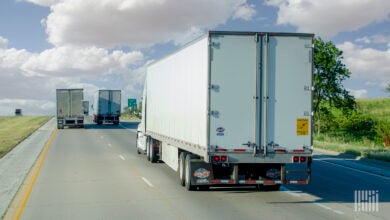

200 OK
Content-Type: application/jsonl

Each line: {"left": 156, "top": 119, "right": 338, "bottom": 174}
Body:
{"left": 56, "top": 89, "right": 84, "bottom": 129}
{"left": 93, "top": 90, "right": 121, "bottom": 125}
{"left": 137, "top": 31, "right": 313, "bottom": 191}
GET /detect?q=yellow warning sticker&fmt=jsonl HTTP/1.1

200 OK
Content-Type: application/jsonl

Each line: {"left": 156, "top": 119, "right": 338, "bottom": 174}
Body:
{"left": 297, "top": 118, "right": 309, "bottom": 136}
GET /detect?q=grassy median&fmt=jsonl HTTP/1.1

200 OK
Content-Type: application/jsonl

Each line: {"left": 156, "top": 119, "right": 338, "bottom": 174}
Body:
{"left": 0, "top": 116, "right": 52, "bottom": 159}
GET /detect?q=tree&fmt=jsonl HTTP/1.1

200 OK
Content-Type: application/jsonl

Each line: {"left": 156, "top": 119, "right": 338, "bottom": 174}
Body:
{"left": 386, "top": 83, "right": 390, "bottom": 93}
{"left": 313, "top": 37, "right": 356, "bottom": 134}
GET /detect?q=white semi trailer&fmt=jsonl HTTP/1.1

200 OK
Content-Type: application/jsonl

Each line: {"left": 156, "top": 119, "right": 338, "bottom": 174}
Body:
{"left": 56, "top": 89, "right": 84, "bottom": 129}
{"left": 137, "top": 31, "right": 313, "bottom": 191}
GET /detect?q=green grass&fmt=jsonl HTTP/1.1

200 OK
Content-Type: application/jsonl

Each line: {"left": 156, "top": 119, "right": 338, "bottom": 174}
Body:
{"left": 0, "top": 116, "right": 52, "bottom": 158}
{"left": 314, "top": 134, "right": 390, "bottom": 162}
{"left": 357, "top": 97, "right": 390, "bottom": 123}
{"left": 120, "top": 113, "right": 141, "bottom": 121}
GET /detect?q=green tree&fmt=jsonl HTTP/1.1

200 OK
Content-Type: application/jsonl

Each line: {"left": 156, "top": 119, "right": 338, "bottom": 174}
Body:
{"left": 313, "top": 37, "right": 356, "bottom": 134}
{"left": 386, "top": 83, "right": 390, "bottom": 93}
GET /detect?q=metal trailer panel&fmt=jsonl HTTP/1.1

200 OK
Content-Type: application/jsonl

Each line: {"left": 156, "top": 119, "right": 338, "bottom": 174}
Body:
{"left": 261, "top": 35, "right": 313, "bottom": 151}
{"left": 146, "top": 36, "right": 209, "bottom": 158}
{"left": 94, "top": 90, "right": 121, "bottom": 116}
{"left": 208, "top": 34, "right": 257, "bottom": 152}
{"left": 56, "top": 89, "right": 84, "bottom": 117}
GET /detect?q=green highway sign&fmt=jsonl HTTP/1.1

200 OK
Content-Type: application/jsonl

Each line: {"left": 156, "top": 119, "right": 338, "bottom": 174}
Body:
{"left": 128, "top": 99, "right": 137, "bottom": 108}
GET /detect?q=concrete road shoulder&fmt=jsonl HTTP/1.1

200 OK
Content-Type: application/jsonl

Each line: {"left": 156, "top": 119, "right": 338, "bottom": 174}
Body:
{"left": 0, "top": 118, "right": 56, "bottom": 218}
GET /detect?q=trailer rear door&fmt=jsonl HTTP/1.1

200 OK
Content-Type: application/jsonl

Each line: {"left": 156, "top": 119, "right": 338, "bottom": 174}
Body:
{"left": 209, "top": 34, "right": 257, "bottom": 151}
{"left": 261, "top": 35, "right": 313, "bottom": 150}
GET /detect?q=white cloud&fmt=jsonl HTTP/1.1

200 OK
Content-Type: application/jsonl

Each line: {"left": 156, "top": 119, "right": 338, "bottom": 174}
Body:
{"left": 0, "top": 45, "right": 145, "bottom": 115}
{"left": 348, "top": 89, "right": 367, "bottom": 99}
{"left": 338, "top": 41, "right": 390, "bottom": 88}
{"left": 20, "top": 46, "right": 144, "bottom": 77}
{"left": 0, "top": 36, "right": 8, "bottom": 49}
{"left": 19, "top": 0, "right": 58, "bottom": 7}
{"left": 356, "top": 35, "right": 390, "bottom": 45}
{"left": 42, "top": 0, "right": 253, "bottom": 48}
{"left": 233, "top": 3, "right": 256, "bottom": 21}
{"left": 265, "top": 0, "right": 390, "bottom": 37}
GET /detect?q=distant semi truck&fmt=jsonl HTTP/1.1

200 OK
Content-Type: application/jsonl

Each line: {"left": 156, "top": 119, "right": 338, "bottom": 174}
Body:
{"left": 137, "top": 31, "right": 313, "bottom": 191}
{"left": 56, "top": 89, "right": 84, "bottom": 129}
{"left": 93, "top": 90, "right": 121, "bottom": 125}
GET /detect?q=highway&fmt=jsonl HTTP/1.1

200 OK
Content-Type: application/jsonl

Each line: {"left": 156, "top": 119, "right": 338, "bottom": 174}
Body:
{"left": 19, "top": 121, "right": 389, "bottom": 220}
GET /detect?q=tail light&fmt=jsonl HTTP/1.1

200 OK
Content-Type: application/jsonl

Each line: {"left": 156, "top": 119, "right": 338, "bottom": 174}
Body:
{"left": 293, "top": 156, "right": 299, "bottom": 163}
{"left": 221, "top": 156, "right": 227, "bottom": 162}
{"left": 213, "top": 156, "right": 220, "bottom": 162}
{"left": 300, "top": 156, "right": 306, "bottom": 163}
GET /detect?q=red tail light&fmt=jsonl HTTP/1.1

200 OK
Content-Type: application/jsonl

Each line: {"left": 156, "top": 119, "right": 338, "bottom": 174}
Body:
{"left": 293, "top": 156, "right": 299, "bottom": 163}
{"left": 221, "top": 156, "right": 227, "bottom": 162}
{"left": 300, "top": 156, "right": 306, "bottom": 162}
{"left": 213, "top": 156, "right": 220, "bottom": 162}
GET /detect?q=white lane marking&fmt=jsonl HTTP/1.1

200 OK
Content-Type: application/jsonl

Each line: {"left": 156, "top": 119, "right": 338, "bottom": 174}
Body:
{"left": 142, "top": 177, "right": 154, "bottom": 188}
{"left": 280, "top": 186, "right": 301, "bottom": 197}
{"left": 119, "top": 155, "right": 126, "bottom": 160}
{"left": 284, "top": 187, "right": 344, "bottom": 215}
{"left": 333, "top": 210, "right": 344, "bottom": 215}
{"left": 315, "top": 159, "right": 390, "bottom": 180}
{"left": 315, "top": 203, "right": 331, "bottom": 210}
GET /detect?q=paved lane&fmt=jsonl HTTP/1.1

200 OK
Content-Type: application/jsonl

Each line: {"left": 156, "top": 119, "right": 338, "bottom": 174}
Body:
{"left": 21, "top": 122, "right": 389, "bottom": 219}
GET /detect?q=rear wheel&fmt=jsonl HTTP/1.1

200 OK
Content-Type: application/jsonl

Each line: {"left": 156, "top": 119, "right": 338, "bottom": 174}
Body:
{"left": 136, "top": 134, "right": 141, "bottom": 154}
{"left": 179, "top": 152, "right": 187, "bottom": 186}
{"left": 146, "top": 138, "right": 151, "bottom": 161}
{"left": 185, "top": 154, "right": 195, "bottom": 191}
{"left": 150, "top": 142, "right": 157, "bottom": 163}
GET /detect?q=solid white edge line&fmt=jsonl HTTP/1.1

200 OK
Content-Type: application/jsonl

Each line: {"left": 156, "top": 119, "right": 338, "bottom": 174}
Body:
{"left": 315, "top": 159, "right": 390, "bottom": 180}
{"left": 142, "top": 177, "right": 154, "bottom": 188}
{"left": 315, "top": 203, "right": 331, "bottom": 210}
{"left": 119, "top": 155, "right": 125, "bottom": 160}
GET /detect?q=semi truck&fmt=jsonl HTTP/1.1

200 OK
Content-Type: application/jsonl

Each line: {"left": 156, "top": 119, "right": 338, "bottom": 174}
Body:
{"left": 136, "top": 31, "right": 313, "bottom": 191}
{"left": 56, "top": 89, "right": 84, "bottom": 129}
{"left": 93, "top": 90, "right": 121, "bottom": 125}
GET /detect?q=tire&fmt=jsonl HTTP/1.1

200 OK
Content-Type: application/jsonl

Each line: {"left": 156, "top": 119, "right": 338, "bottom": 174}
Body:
{"left": 150, "top": 141, "right": 157, "bottom": 163}
{"left": 179, "top": 152, "right": 187, "bottom": 187}
{"left": 185, "top": 154, "right": 195, "bottom": 191}
{"left": 136, "top": 134, "right": 141, "bottom": 154}
{"left": 146, "top": 138, "right": 151, "bottom": 161}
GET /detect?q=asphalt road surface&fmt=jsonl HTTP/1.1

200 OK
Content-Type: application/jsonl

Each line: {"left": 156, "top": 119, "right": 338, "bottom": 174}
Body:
{"left": 20, "top": 121, "right": 389, "bottom": 220}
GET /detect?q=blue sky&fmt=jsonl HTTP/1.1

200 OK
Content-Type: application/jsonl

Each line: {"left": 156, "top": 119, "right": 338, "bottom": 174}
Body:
{"left": 0, "top": 0, "right": 389, "bottom": 115}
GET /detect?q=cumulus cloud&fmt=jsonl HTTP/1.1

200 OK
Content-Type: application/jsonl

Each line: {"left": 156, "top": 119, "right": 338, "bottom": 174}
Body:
{"left": 0, "top": 36, "right": 8, "bottom": 49}
{"left": 355, "top": 34, "right": 390, "bottom": 46}
{"left": 19, "top": 0, "right": 58, "bottom": 7}
{"left": 20, "top": 46, "right": 143, "bottom": 77}
{"left": 41, "top": 0, "right": 254, "bottom": 47}
{"left": 265, "top": 0, "right": 390, "bottom": 37}
{"left": 0, "top": 45, "right": 145, "bottom": 115}
{"left": 348, "top": 89, "right": 367, "bottom": 99}
{"left": 233, "top": 3, "right": 257, "bottom": 21}
{"left": 338, "top": 41, "right": 390, "bottom": 88}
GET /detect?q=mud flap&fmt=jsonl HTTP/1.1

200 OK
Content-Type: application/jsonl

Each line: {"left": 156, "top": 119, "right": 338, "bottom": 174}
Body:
{"left": 189, "top": 159, "right": 214, "bottom": 185}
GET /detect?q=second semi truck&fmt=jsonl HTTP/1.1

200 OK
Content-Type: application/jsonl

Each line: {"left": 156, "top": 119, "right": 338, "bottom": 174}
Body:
{"left": 137, "top": 31, "right": 313, "bottom": 191}
{"left": 93, "top": 90, "right": 121, "bottom": 125}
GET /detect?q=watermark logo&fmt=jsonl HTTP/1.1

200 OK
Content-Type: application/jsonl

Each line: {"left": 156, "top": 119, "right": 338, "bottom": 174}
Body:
{"left": 354, "top": 190, "right": 379, "bottom": 212}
